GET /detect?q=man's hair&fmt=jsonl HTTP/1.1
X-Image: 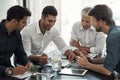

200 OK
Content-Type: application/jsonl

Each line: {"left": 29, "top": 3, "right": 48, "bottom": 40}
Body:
{"left": 7, "top": 5, "right": 31, "bottom": 21}
{"left": 89, "top": 4, "right": 115, "bottom": 26}
{"left": 42, "top": 6, "right": 57, "bottom": 17}
{"left": 81, "top": 7, "right": 92, "bottom": 16}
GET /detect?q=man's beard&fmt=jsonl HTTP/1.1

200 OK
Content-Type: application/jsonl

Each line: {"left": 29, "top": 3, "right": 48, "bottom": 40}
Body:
{"left": 45, "top": 26, "right": 51, "bottom": 31}
{"left": 96, "top": 26, "right": 102, "bottom": 32}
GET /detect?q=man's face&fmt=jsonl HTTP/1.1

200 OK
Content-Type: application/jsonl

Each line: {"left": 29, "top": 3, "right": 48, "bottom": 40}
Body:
{"left": 17, "top": 16, "right": 28, "bottom": 31}
{"left": 81, "top": 15, "right": 92, "bottom": 29}
{"left": 91, "top": 17, "right": 102, "bottom": 32}
{"left": 42, "top": 15, "right": 56, "bottom": 31}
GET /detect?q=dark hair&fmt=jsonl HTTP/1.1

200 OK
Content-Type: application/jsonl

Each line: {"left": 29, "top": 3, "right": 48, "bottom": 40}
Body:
{"left": 42, "top": 6, "right": 57, "bottom": 17}
{"left": 89, "top": 4, "right": 115, "bottom": 26}
{"left": 7, "top": 5, "right": 31, "bottom": 21}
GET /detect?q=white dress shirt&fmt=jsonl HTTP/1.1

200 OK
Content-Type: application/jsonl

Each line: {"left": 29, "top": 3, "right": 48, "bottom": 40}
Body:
{"left": 21, "top": 21, "right": 72, "bottom": 56}
{"left": 71, "top": 21, "right": 107, "bottom": 54}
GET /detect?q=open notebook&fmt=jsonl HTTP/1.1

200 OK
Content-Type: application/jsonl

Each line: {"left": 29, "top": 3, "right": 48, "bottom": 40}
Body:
{"left": 59, "top": 68, "right": 88, "bottom": 76}
{"left": 11, "top": 72, "right": 54, "bottom": 79}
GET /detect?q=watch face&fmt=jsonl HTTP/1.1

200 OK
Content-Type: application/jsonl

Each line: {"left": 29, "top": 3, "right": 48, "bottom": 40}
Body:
{"left": 8, "top": 69, "right": 13, "bottom": 75}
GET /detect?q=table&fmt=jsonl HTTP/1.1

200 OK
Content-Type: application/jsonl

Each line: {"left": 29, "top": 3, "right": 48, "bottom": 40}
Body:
{"left": 0, "top": 62, "right": 114, "bottom": 80}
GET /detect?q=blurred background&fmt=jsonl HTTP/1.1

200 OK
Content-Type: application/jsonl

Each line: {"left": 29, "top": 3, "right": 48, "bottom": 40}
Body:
{"left": 1, "top": 0, "right": 120, "bottom": 51}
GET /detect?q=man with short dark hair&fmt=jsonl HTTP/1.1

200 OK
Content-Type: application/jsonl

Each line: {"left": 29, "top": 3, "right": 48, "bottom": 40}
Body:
{"left": 21, "top": 6, "right": 78, "bottom": 65}
{"left": 0, "top": 5, "right": 33, "bottom": 75}
{"left": 76, "top": 4, "right": 120, "bottom": 79}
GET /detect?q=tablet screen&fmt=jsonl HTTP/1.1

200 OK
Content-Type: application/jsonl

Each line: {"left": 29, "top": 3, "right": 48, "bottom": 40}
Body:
{"left": 59, "top": 68, "right": 88, "bottom": 76}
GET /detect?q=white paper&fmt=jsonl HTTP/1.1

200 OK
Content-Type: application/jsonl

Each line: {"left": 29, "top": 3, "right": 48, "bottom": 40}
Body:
{"left": 12, "top": 71, "right": 32, "bottom": 79}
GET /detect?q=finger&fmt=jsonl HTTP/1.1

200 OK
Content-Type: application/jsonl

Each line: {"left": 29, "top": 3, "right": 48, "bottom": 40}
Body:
{"left": 42, "top": 53, "right": 47, "bottom": 56}
{"left": 24, "top": 66, "right": 29, "bottom": 71}
{"left": 71, "top": 54, "right": 76, "bottom": 62}
{"left": 76, "top": 56, "right": 80, "bottom": 60}
{"left": 68, "top": 55, "right": 73, "bottom": 62}
{"left": 78, "top": 52, "right": 82, "bottom": 57}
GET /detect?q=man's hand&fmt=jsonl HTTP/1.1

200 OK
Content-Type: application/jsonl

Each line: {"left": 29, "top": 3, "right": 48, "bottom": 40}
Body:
{"left": 70, "top": 39, "right": 80, "bottom": 48}
{"left": 73, "top": 49, "right": 88, "bottom": 56}
{"left": 38, "top": 53, "right": 48, "bottom": 65}
{"left": 80, "top": 46, "right": 90, "bottom": 53}
{"left": 76, "top": 52, "right": 89, "bottom": 68}
{"left": 64, "top": 50, "right": 77, "bottom": 62}
{"left": 25, "top": 62, "right": 33, "bottom": 71}
{"left": 70, "top": 39, "right": 90, "bottom": 53}
{"left": 12, "top": 65, "right": 28, "bottom": 75}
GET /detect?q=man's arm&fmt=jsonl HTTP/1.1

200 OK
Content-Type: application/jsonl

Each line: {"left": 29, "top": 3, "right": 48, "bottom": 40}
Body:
{"left": 70, "top": 39, "right": 89, "bottom": 54}
{"left": 29, "top": 54, "right": 48, "bottom": 65}
{"left": 64, "top": 49, "right": 77, "bottom": 62}
{"left": 70, "top": 39, "right": 80, "bottom": 48}
{"left": 76, "top": 53, "right": 112, "bottom": 76}
{"left": 90, "top": 57, "right": 105, "bottom": 64}
{"left": 14, "top": 32, "right": 30, "bottom": 65}
{"left": 52, "top": 28, "right": 77, "bottom": 62}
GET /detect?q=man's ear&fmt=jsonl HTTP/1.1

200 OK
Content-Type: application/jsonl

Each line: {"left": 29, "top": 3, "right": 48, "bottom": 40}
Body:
{"left": 41, "top": 15, "right": 45, "bottom": 19}
{"left": 11, "top": 18, "right": 17, "bottom": 24}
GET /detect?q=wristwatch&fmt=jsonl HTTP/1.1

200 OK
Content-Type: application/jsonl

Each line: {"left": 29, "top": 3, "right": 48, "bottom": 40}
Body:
{"left": 6, "top": 68, "right": 13, "bottom": 75}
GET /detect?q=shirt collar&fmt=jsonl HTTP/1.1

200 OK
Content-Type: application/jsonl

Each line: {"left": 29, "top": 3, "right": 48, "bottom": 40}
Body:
{"left": 90, "top": 26, "right": 96, "bottom": 30}
{"left": 35, "top": 21, "right": 42, "bottom": 34}
{"left": 108, "top": 25, "right": 114, "bottom": 34}
{"left": 0, "top": 19, "right": 17, "bottom": 35}
{"left": 35, "top": 20, "right": 51, "bottom": 34}
{"left": 79, "top": 25, "right": 95, "bottom": 31}
{"left": 0, "top": 19, "right": 8, "bottom": 34}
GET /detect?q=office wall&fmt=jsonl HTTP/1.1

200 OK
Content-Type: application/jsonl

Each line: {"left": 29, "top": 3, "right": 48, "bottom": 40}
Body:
{"left": 0, "top": 0, "right": 17, "bottom": 21}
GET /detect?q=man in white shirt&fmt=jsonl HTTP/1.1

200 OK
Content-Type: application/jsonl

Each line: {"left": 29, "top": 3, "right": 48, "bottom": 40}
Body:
{"left": 70, "top": 7, "right": 106, "bottom": 55}
{"left": 21, "top": 6, "right": 78, "bottom": 65}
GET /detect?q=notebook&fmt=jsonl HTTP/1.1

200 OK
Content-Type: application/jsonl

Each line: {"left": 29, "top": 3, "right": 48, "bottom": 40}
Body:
{"left": 11, "top": 72, "right": 54, "bottom": 79}
{"left": 59, "top": 68, "right": 88, "bottom": 76}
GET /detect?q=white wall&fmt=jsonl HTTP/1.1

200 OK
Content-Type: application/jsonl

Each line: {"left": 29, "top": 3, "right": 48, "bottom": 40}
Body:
{"left": 61, "top": 0, "right": 120, "bottom": 45}
{"left": 0, "top": 0, "right": 17, "bottom": 21}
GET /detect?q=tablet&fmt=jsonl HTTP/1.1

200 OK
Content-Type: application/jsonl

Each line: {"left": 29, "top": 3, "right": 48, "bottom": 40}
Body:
{"left": 59, "top": 68, "right": 88, "bottom": 76}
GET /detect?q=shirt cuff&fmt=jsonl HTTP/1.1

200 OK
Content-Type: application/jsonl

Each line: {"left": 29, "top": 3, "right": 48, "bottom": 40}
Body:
{"left": 61, "top": 46, "right": 71, "bottom": 55}
{"left": 26, "top": 51, "right": 32, "bottom": 57}
{"left": 90, "top": 47, "right": 96, "bottom": 54}
{"left": 70, "top": 46, "right": 78, "bottom": 51}
{"left": 61, "top": 46, "right": 78, "bottom": 55}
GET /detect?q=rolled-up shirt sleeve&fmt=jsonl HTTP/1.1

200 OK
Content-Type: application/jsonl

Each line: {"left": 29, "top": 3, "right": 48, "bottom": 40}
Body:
{"left": 52, "top": 28, "right": 71, "bottom": 54}
{"left": 103, "top": 34, "right": 120, "bottom": 72}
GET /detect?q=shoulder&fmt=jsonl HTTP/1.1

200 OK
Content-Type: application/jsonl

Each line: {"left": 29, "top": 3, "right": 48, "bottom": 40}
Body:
{"left": 72, "top": 21, "right": 82, "bottom": 32}
{"left": 21, "top": 26, "right": 31, "bottom": 38}
{"left": 21, "top": 22, "right": 38, "bottom": 35}
{"left": 96, "top": 32, "right": 107, "bottom": 37}
{"left": 14, "top": 30, "right": 21, "bottom": 40}
{"left": 107, "top": 27, "right": 120, "bottom": 42}
{"left": 109, "top": 27, "right": 120, "bottom": 37}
